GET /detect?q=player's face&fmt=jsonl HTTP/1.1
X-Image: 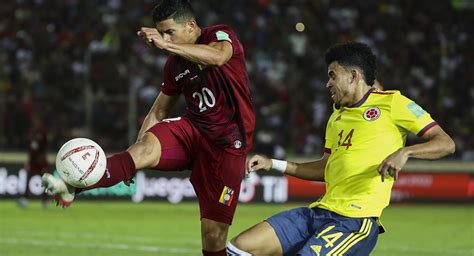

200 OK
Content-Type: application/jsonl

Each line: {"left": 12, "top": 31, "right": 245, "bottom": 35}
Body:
{"left": 326, "top": 62, "right": 356, "bottom": 106}
{"left": 156, "top": 18, "right": 196, "bottom": 44}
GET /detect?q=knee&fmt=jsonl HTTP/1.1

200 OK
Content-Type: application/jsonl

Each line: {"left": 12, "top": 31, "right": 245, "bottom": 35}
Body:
{"left": 201, "top": 218, "right": 230, "bottom": 251}
{"left": 227, "top": 237, "right": 252, "bottom": 256}
{"left": 202, "top": 228, "right": 227, "bottom": 248}
{"left": 230, "top": 236, "right": 249, "bottom": 252}
{"left": 128, "top": 133, "right": 161, "bottom": 168}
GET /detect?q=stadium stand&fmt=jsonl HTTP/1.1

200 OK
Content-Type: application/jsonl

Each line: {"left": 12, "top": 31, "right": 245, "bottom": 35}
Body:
{"left": 1, "top": 0, "right": 472, "bottom": 161}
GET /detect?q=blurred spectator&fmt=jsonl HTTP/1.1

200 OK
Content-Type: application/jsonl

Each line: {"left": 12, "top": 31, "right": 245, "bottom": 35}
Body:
{"left": 1, "top": 0, "right": 472, "bottom": 160}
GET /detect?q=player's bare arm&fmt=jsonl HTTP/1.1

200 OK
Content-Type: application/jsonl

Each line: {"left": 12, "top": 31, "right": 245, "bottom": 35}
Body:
{"left": 137, "top": 92, "right": 179, "bottom": 142}
{"left": 378, "top": 125, "right": 455, "bottom": 181}
{"left": 164, "top": 41, "right": 232, "bottom": 66}
{"left": 247, "top": 154, "right": 329, "bottom": 181}
{"left": 137, "top": 27, "right": 232, "bottom": 67}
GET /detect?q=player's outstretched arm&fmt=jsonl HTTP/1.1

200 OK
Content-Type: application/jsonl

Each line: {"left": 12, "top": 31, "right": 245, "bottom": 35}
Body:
{"left": 247, "top": 154, "right": 329, "bottom": 181}
{"left": 137, "top": 27, "right": 232, "bottom": 67}
{"left": 378, "top": 125, "right": 455, "bottom": 181}
{"left": 136, "top": 92, "right": 179, "bottom": 142}
{"left": 163, "top": 41, "right": 232, "bottom": 67}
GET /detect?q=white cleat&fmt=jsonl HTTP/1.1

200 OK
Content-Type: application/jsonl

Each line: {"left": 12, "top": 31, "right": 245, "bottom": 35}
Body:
{"left": 42, "top": 173, "right": 75, "bottom": 208}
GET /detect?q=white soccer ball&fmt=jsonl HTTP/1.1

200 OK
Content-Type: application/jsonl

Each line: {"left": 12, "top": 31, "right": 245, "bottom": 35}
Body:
{"left": 55, "top": 138, "right": 107, "bottom": 188}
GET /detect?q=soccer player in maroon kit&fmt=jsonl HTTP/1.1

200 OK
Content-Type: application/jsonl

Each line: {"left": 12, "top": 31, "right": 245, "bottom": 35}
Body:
{"left": 42, "top": 0, "right": 255, "bottom": 255}
{"left": 18, "top": 116, "right": 50, "bottom": 208}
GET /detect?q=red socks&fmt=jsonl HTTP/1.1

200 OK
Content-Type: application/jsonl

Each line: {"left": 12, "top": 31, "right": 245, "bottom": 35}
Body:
{"left": 202, "top": 249, "right": 226, "bottom": 256}
{"left": 78, "top": 151, "right": 136, "bottom": 193}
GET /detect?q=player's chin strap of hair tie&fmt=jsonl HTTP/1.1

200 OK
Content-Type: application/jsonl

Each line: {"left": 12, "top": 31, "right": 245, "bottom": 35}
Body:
{"left": 271, "top": 159, "right": 287, "bottom": 173}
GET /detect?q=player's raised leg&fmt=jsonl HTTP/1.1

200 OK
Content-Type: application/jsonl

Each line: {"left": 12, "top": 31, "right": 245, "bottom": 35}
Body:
{"left": 84, "top": 131, "right": 162, "bottom": 190}
{"left": 42, "top": 117, "right": 194, "bottom": 207}
{"left": 42, "top": 131, "right": 163, "bottom": 206}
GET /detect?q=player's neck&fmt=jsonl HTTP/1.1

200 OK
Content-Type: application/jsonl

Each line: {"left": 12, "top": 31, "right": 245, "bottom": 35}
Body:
{"left": 349, "top": 85, "right": 373, "bottom": 107}
{"left": 191, "top": 27, "right": 202, "bottom": 44}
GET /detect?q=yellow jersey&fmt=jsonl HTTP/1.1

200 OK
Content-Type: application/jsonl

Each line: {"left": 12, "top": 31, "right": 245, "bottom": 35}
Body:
{"left": 309, "top": 88, "right": 437, "bottom": 217}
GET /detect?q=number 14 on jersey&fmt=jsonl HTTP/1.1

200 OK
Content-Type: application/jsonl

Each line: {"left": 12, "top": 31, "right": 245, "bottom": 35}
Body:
{"left": 337, "top": 129, "right": 354, "bottom": 150}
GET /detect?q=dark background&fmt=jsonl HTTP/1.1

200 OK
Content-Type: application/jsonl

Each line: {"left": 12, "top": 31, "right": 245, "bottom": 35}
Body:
{"left": 1, "top": 0, "right": 473, "bottom": 160}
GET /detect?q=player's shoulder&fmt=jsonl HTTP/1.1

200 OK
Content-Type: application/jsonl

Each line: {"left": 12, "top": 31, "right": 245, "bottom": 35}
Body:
{"left": 202, "top": 24, "right": 237, "bottom": 39}
{"left": 371, "top": 89, "right": 400, "bottom": 96}
{"left": 376, "top": 89, "right": 414, "bottom": 102}
{"left": 204, "top": 24, "right": 234, "bottom": 33}
{"left": 371, "top": 89, "right": 419, "bottom": 112}
{"left": 370, "top": 89, "right": 402, "bottom": 102}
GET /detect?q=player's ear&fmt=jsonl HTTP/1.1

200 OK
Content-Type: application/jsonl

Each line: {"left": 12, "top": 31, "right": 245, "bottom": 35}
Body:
{"left": 350, "top": 69, "right": 358, "bottom": 84}
{"left": 187, "top": 20, "right": 197, "bottom": 33}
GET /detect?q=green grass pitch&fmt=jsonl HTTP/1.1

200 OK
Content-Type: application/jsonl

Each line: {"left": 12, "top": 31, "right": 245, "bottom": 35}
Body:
{"left": 0, "top": 200, "right": 472, "bottom": 256}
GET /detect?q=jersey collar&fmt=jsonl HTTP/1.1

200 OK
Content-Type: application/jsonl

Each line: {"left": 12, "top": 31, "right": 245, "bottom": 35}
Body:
{"left": 347, "top": 87, "right": 375, "bottom": 108}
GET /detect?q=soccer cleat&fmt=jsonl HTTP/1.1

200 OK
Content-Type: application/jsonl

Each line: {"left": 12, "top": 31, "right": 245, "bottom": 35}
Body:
{"left": 41, "top": 173, "right": 75, "bottom": 208}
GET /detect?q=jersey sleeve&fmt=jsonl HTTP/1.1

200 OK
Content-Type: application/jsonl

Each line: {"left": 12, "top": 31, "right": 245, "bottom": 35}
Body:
{"left": 160, "top": 57, "right": 181, "bottom": 96}
{"left": 206, "top": 25, "right": 243, "bottom": 56}
{"left": 391, "top": 92, "right": 437, "bottom": 137}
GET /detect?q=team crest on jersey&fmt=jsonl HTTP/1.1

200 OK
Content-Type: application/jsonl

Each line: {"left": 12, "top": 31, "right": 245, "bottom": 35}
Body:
{"left": 219, "top": 186, "right": 234, "bottom": 206}
{"left": 363, "top": 107, "right": 381, "bottom": 121}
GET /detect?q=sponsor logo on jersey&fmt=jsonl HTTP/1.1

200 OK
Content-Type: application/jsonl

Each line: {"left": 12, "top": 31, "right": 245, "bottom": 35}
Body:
{"left": 175, "top": 69, "right": 190, "bottom": 82}
{"left": 363, "top": 107, "right": 381, "bottom": 121}
{"left": 219, "top": 186, "right": 234, "bottom": 206}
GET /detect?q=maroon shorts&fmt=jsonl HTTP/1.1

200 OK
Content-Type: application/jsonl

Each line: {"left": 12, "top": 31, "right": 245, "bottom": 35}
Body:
{"left": 147, "top": 117, "right": 246, "bottom": 225}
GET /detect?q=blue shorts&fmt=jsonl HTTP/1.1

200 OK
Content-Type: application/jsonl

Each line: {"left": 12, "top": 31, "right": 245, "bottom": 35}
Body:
{"left": 266, "top": 207, "right": 379, "bottom": 256}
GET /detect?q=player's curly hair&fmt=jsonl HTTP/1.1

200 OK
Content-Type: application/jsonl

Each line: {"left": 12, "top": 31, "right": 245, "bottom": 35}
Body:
{"left": 152, "top": 0, "right": 195, "bottom": 24}
{"left": 325, "top": 42, "right": 377, "bottom": 86}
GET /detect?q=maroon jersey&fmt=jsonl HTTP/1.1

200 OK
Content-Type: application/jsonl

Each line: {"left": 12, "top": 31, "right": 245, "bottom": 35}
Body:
{"left": 28, "top": 127, "right": 48, "bottom": 169}
{"left": 161, "top": 25, "right": 255, "bottom": 154}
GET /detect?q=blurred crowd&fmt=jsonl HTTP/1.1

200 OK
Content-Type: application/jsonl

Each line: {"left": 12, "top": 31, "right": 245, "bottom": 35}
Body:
{"left": 1, "top": 0, "right": 473, "bottom": 160}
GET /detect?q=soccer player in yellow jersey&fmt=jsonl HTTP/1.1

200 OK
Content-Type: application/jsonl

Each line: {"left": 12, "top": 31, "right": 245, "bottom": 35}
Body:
{"left": 226, "top": 42, "right": 455, "bottom": 256}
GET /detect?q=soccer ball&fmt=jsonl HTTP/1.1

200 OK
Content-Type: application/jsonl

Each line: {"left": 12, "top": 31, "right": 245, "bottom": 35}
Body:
{"left": 55, "top": 138, "right": 107, "bottom": 188}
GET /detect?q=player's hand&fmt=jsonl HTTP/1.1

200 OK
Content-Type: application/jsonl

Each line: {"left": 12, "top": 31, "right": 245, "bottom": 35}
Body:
{"left": 246, "top": 155, "right": 272, "bottom": 176}
{"left": 137, "top": 27, "right": 167, "bottom": 50}
{"left": 377, "top": 148, "right": 409, "bottom": 182}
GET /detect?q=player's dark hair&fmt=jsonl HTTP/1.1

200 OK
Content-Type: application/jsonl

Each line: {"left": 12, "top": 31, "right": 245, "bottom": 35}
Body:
{"left": 325, "top": 42, "right": 377, "bottom": 86}
{"left": 152, "top": 0, "right": 195, "bottom": 24}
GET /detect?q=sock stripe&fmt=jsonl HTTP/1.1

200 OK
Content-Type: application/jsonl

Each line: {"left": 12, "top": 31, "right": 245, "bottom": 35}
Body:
{"left": 226, "top": 242, "right": 252, "bottom": 256}
{"left": 226, "top": 247, "right": 239, "bottom": 255}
